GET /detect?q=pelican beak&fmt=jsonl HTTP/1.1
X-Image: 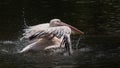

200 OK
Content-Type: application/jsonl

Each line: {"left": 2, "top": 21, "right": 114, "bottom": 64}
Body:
{"left": 60, "top": 22, "right": 84, "bottom": 35}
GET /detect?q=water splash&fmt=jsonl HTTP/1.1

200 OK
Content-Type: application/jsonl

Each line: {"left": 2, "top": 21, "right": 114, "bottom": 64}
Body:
{"left": 0, "top": 39, "right": 29, "bottom": 54}
{"left": 0, "top": 40, "right": 14, "bottom": 45}
{"left": 22, "top": 8, "right": 28, "bottom": 28}
{"left": 75, "top": 36, "right": 83, "bottom": 49}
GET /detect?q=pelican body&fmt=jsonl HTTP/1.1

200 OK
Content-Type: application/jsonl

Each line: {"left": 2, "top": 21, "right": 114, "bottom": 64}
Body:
{"left": 20, "top": 19, "right": 84, "bottom": 55}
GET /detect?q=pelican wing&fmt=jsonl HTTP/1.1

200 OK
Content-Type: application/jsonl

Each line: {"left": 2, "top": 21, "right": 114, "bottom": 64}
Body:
{"left": 21, "top": 23, "right": 71, "bottom": 40}
{"left": 21, "top": 23, "right": 49, "bottom": 39}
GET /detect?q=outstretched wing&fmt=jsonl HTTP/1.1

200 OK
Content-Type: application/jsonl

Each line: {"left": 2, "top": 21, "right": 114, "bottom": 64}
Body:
{"left": 21, "top": 23, "right": 49, "bottom": 40}
{"left": 21, "top": 23, "right": 71, "bottom": 40}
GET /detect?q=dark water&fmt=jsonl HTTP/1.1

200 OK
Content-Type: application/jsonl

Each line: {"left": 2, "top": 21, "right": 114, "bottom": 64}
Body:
{"left": 0, "top": 36, "right": 119, "bottom": 68}
{"left": 0, "top": 0, "right": 120, "bottom": 68}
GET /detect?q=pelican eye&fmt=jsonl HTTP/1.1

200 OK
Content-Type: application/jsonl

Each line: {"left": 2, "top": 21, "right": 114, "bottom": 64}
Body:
{"left": 57, "top": 21, "right": 59, "bottom": 22}
{"left": 57, "top": 20, "right": 61, "bottom": 23}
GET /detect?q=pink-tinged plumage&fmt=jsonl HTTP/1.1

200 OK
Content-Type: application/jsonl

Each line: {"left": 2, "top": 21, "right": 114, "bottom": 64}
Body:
{"left": 19, "top": 19, "right": 84, "bottom": 55}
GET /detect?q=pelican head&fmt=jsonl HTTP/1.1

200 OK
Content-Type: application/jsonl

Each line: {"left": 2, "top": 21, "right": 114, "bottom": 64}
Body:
{"left": 49, "top": 19, "right": 62, "bottom": 27}
{"left": 49, "top": 19, "right": 84, "bottom": 35}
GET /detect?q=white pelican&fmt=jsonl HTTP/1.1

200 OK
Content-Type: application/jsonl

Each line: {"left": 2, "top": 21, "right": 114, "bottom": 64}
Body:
{"left": 19, "top": 19, "right": 84, "bottom": 55}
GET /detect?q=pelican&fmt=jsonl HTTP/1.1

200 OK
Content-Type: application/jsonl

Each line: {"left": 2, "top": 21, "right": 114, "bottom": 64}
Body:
{"left": 19, "top": 19, "right": 84, "bottom": 55}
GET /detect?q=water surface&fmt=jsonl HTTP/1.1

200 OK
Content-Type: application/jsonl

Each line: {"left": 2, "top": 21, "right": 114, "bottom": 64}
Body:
{"left": 0, "top": 0, "right": 120, "bottom": 68}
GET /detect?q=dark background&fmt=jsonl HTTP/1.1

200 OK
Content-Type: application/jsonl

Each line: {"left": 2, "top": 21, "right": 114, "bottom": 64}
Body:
{"left": 0, "top": 0, "right": 120, "bottom": 68}
{"left": 0, "top": 0, "right": 120, "bottom": 39}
